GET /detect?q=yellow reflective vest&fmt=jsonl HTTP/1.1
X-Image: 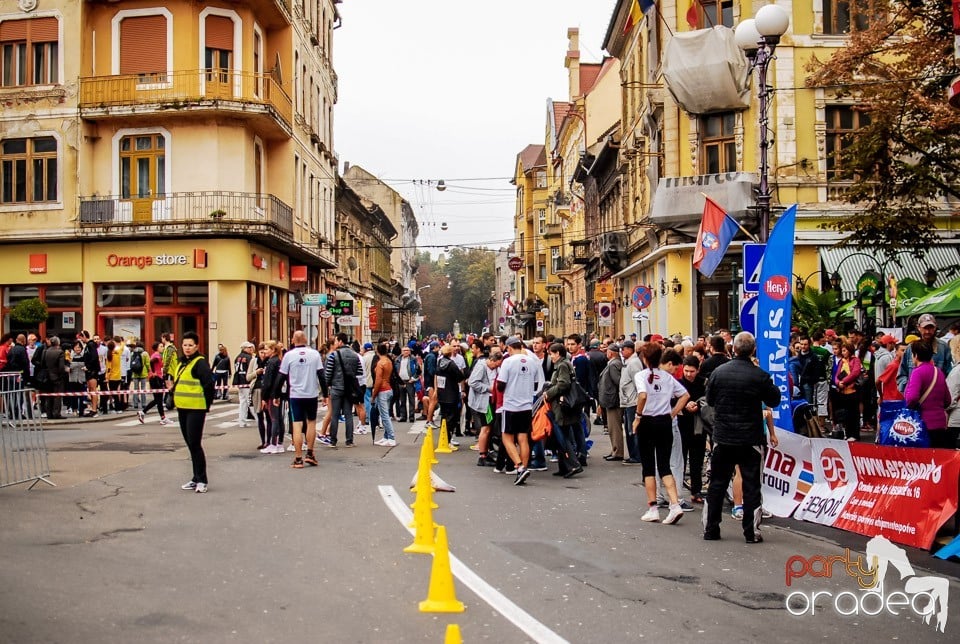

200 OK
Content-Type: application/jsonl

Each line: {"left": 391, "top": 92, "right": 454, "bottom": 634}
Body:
{"left": 173, "top": 356, "right": 207, "bottom": 410}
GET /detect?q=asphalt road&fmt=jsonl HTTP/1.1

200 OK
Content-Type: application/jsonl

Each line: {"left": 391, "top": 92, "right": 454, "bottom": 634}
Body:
{"left": 0, "top": 405, "right": 957, "bottom": 643}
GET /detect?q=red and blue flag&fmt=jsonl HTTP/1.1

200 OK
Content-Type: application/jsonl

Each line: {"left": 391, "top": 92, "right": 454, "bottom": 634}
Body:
{"left": 692, "top": 197, "right": 739, "bottom": 278}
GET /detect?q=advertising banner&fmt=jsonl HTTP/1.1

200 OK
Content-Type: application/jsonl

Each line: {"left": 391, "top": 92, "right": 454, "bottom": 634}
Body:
{"left": 756, "top": 204, "right": 797, "bottom": 431}
{"left": 794, "top": 439, "right": 960, "bottom": 549}
{"left": 761, "top": 430, "right": 815, "bottom": 517}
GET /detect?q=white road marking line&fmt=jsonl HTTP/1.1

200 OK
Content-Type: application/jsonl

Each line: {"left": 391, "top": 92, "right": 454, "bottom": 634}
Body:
{"left": 377, "top": 485, "right": 568, "bottom": 644}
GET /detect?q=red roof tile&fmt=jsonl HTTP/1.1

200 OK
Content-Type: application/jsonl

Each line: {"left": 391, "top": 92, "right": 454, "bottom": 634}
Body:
{"left": 579, "top": 63, "right": 603, "bottom": 96}
{"left": 517, "top": 144, "right": 546, "bottom": 172}
{"left": 553, "top": 101, "right": 573, "bottom": 134}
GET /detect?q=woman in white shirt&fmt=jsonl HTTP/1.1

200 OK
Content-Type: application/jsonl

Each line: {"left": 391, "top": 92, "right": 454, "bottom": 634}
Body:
{"left": 632, "top": 342, "right": 690, "bottom": 525}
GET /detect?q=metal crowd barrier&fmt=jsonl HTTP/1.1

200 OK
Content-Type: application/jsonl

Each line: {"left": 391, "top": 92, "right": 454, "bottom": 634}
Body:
{"left": 0, "top": 374, "right": 55, "bottom": 490}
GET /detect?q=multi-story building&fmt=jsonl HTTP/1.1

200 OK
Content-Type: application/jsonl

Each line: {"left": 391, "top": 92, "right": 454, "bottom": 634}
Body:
{"left": 342, "top": 163, "right": 420, "bottom": 338}
{"left": 602, "top": 0, "right": 958, "bottom": 337}
{"left": 509, "top": 143, "right": 548, "bottom": 336}
{"left": 0, "top": 0, "right": 340, "bottom": 350}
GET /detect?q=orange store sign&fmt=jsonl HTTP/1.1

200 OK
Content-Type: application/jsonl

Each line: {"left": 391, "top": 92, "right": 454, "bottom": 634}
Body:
{"left": 107, "top": 253, "right": 188, "bottom": 269}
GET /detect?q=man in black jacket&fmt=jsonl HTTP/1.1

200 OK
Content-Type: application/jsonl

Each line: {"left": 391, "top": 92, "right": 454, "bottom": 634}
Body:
{"left": 703, "top": 332, "right": 780, "bottom": 543}
{"left": 698, "top": 335, "right": 729, "bottom": 381}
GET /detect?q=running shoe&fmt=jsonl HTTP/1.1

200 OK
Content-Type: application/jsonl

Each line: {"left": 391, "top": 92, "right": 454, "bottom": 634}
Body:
{"left": 663, "top": 505, "right": 684, "bottom": 525}
{"left": 181, "top": 481, "right": 197, "bottom": 491}
{"left": 195, "top": 483, "right": 208, "bottom": 493}
{"left": 679, "top": 500, "right": 695, "bottom": 512}
{"left": 380, "top": 439, "right": 396, "bottom": 447}
{"left": 159, "top": 418, "right": 172, "bottom": 426}
{"left": 514, "top": 468, "right": 531, "bottom": 486}
{"left": 318, "top": 435, "right": 331, "bottom": 445}
{"left": 641, "top": 507, "right": 660, "bottom": 522}
{"left": 137, "top": 410, "right": 145, "bottom": 424}
{"left": 731, "top": 505, "right": 744, "bottom": 520}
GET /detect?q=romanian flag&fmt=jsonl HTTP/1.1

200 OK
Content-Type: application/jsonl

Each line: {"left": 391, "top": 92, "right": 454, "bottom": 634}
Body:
{"left": 623, "top": 0, "right": 655, "bottom": 34}
{"left": 692, "top": 197, "right": 739, "bottom": 278}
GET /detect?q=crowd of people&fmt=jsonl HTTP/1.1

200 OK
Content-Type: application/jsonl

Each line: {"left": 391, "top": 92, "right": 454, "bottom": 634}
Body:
{"left": 4, "top": 313, "right": 956, "bottom": 536}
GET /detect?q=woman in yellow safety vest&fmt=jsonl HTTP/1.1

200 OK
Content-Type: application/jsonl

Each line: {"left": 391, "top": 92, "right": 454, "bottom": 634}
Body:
{"left": 174, "top": 331, "right": 215, "bottom": 493}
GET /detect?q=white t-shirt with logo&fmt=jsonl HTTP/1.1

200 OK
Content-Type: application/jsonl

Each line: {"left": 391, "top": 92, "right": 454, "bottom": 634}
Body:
{"left": 279, "top": 345, "right": 324, "bottom": 399}
{"left": 635, "top": 368, "right": 687, "bottom": 416}
{"left": 497, "top": 351, "right": 541, "bottom": 412}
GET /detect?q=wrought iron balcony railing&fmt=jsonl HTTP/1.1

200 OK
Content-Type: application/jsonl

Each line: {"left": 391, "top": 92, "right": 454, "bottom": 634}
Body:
{"left": 79, "top": 69, "right": 292, "bottom": 129}
{"left": 78, "top": 191, "right": 293, "bottom": 238}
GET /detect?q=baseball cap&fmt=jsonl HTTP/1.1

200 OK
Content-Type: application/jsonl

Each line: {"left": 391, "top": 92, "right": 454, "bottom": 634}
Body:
{"left": 879, "top": 334, "right": 897, "bottom": 345}
{"left": 428, "top": 341, "right": 439, "bottom": 349}
{"left": 621, "top": 339, "right": 635, "bottom": 349}
{"left": 905, "top": 334, "right": 920, "bottom": 344}
{"left": 362, "top": 342, "right": 373, "bottom": 350}
{"left": 606, "top": 343, "right": 621, "bottom": 352}
{"left": 650, "top": 334, "right": 664, "bottom": 343}
{"left": 825, "top": 329, "right": 837, "bottom": 338}
{"left": 629, "top": 333, "right": 637, "bottom": 338}
{"left": 589, "top": 340, "right": 600, "bottom": 348}
{"left": 918, "top": 313, "right": 937, "bottom": 328}
{"left": 505, "top": 336, "right": 523, "bottom": 348}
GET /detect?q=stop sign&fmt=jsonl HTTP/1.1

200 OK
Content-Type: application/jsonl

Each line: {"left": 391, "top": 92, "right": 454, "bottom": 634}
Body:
{"left": 508, "top": 256, "right": 523, "bottom": 271}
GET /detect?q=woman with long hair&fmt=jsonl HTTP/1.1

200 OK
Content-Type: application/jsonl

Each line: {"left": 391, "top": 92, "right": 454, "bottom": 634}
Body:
{"left": 258, "top": 341, "right": 283, "bottom": 454}
{"left": 173, "top": 332, "right": 215, "bottom": 493}
{"left": 833, "top": 342, "right": 862, "bottom": 441}
{"left": 632, "top": 342, "right": 689, "bottom": 525}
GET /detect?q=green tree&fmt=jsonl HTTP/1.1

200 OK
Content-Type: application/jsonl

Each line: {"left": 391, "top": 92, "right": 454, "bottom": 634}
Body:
{"left": 416, "top": 248, "right": 495, "bottom": 336}
{"left": 792, "top": 287, "right": 846, "bottom": 336}
{"left": 805, "top": 0, "right": 960, "bottom": 256}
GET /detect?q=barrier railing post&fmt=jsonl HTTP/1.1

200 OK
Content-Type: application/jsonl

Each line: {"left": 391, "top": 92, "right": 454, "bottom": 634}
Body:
{"left": 0, "top": 375, "right": 55, "bottom": 490}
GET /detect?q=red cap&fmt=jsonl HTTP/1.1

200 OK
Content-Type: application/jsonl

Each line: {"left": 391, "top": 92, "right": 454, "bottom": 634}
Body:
{"left": 650, "top": 334, "right": 664, "bottom": 343}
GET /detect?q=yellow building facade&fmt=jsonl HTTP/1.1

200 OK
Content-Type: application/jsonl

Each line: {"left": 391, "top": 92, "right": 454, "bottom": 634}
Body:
{"left": 599, "top": 0, "right": 957, "bottom": 339}
{"left": 0, "top": 0, "right": 340, "bottom": 351}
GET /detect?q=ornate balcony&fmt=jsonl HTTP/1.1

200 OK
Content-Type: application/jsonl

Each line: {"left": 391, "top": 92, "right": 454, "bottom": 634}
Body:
{"left": 78, "top": 191, "right": 293, "bottom": 240}
{"left": 79, "top": 70, "right": 293, "bottom": 138}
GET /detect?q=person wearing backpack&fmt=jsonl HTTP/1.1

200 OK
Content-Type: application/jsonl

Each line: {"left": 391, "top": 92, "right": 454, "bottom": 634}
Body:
{"left": 129, "top": 343, "right": 149, "bottom": 410}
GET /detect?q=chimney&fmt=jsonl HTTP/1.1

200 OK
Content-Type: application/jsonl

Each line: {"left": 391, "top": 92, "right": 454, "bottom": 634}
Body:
{"left": 565, "top": 27, "right": 581, "bottom": 100}
{"left": 343, "top": 160, "right": 350, "bottom": 174}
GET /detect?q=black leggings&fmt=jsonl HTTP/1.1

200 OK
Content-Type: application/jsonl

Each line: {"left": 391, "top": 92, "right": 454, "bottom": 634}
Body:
{"left": 178, "top": 409, "right": 207, "bottom": 484}
{"left": 142, "top": 377, "right": 166, "bottom": 418}
{"left": 637, "top": 414, "right": 673, "bottom": 480}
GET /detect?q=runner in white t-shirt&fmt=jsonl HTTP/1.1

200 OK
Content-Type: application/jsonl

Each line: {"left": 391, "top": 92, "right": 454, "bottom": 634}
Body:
{"left": 631, "top": 343, "right": 689, "bottom": 525}
{"left": 495, "top": 337, "right": 542, "bottom": 485}
{"left": 277, "top": 331, "right": 324, "bottom": 468}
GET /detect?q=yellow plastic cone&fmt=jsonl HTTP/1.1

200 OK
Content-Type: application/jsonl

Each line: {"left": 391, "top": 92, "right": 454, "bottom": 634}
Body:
{"left": 418, "top": 525, "right": 465, "bottom": 613}
{"left": 403, "top": 490, "right": 436, "bottom": 554}
{"left": 425, "top": 425, "right": 439, "bottom": 464}
{"left": 435, "top": 419, "right": 458, "bottom": 454}
{"left": 444, "top": 624, "right": 463, "bottom": 644}
{"left": 409, "top": 438, "right": 438, "bottom": 518}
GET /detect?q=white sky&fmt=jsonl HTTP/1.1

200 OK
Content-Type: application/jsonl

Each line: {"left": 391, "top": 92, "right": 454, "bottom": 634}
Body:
{"left": 334, "top": 1, "right": 615, "bottom": 254}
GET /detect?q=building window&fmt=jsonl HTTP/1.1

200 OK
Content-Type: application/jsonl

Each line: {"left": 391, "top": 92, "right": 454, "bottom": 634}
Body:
{"left": 119, "top": 14, "right": 167, "bottom": 82}
{"left": 551, "top": 247, "right": 561, "bottom": 273}
{"left": 2, "top": 284, "right": 81, "bottom": 337}
{"left": 537, "top": 209, "right": 546, "bottom": 235}
{"left": 538, "top": 253, "right": 547, "bottom": 281}
{"left": 120, "top": 134, "right": 165, "bottom": 199}
{"left": 535, "top": 170, "right": 546, "bottom": 188}
{"left": 700, "top": 112, "right": 736, "bottom": 175}
{"left": 825, "top": 105, "right": 870, "bottom": 181}
{"left": 824, "top": 0, "right": 879, "bottom": 35}
{"left": 0, "top": 17, "right": 59, "bottom": 87}
{"left": 1, "top": 137, "right": 57, "bottom": 204}
{"left": 699, "top": 0, "right": 734, "bottom": 28}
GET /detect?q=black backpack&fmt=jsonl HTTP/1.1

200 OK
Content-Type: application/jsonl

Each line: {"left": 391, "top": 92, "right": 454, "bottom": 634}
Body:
{"left": 130, "top": 350, "right": 144, "bottom": 375}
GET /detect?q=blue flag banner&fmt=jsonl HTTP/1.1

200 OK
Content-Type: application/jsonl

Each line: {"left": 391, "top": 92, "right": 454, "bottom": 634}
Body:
{"left": 756, "top": 204, "right": 798, "bottom": 432}
{"left": 692, "top": 197, "right": 739, "bottom": 278}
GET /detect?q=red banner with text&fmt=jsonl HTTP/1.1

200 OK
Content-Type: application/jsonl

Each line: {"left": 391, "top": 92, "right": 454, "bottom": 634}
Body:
{"left": 792, "top": 439, "right": 960, "bottom": 549}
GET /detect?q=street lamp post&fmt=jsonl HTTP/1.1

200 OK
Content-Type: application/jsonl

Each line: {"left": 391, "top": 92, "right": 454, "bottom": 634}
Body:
{"left": 735, "top": 4, "right": 790, "bottom": 242}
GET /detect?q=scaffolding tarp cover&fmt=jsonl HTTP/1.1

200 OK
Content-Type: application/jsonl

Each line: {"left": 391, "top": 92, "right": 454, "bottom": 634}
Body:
{"left": 662, "top": 27, "right": 750, "bottom": 115}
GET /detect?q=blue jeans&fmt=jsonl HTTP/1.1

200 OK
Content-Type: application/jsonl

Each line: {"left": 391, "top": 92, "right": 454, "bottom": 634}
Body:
{"left": 376, "top": 390, "right": 395, "bottom": 440}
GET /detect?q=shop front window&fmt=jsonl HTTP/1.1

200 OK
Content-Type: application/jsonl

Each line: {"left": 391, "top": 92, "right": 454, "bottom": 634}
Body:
{"left": 97, "top": 284, "right": 147, "bottom": 308}
{"left": 2, "top": 283, "right": 81, "bottom": 338}
{"left": 248, "top": 284, "right": 263, "bottom": 345}
{"left": 153, "top": 284, "right": 174, "bottom": 305}
{"left": 269, "top": 288, "right": 280, "bottom": 341}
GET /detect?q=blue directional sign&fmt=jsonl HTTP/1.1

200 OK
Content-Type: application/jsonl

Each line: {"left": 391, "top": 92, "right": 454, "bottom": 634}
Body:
{"left": 743, "top": 243, "right": 767, "bottom": 293}
{"left": 740, "top": 294, "right": 758, "bottom": 336}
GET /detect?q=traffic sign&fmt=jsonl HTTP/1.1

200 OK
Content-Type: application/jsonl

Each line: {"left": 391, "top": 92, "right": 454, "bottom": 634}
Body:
{"left": 595, "top": 282, "right": 614, "bottom": 301}
{"left": 597, "top": 302, "right": 613, "bottom": 327}
{"left": 508, "top": 256, "right": 523, "bottom": 271}
{"left": 535, "top": 319, "right": 544, "bottom": 331}
{"left": 319, "top": 309, "right": 332, "bottom": 319}
{"left": 743, "top": 243, "right": 766, "bottom": 293}
{"left": 740, "top": 294, "right": 758, "bottom": 335}
{"left": 302, "top": 293, "right": 327, "bottom": 306}
{"left": 631, "top": 285, "right": 653, "bottom": 310}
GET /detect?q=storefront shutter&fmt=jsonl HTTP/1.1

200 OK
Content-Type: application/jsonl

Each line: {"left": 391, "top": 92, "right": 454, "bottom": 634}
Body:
{"left": 119, "top": 15, "right": 167, "bottom": 75}
{"left": 205, "top": 15, "right": 233, "bottom": 51}
{"left": 0, "top": 17, "right": 57, "bottom": 42}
